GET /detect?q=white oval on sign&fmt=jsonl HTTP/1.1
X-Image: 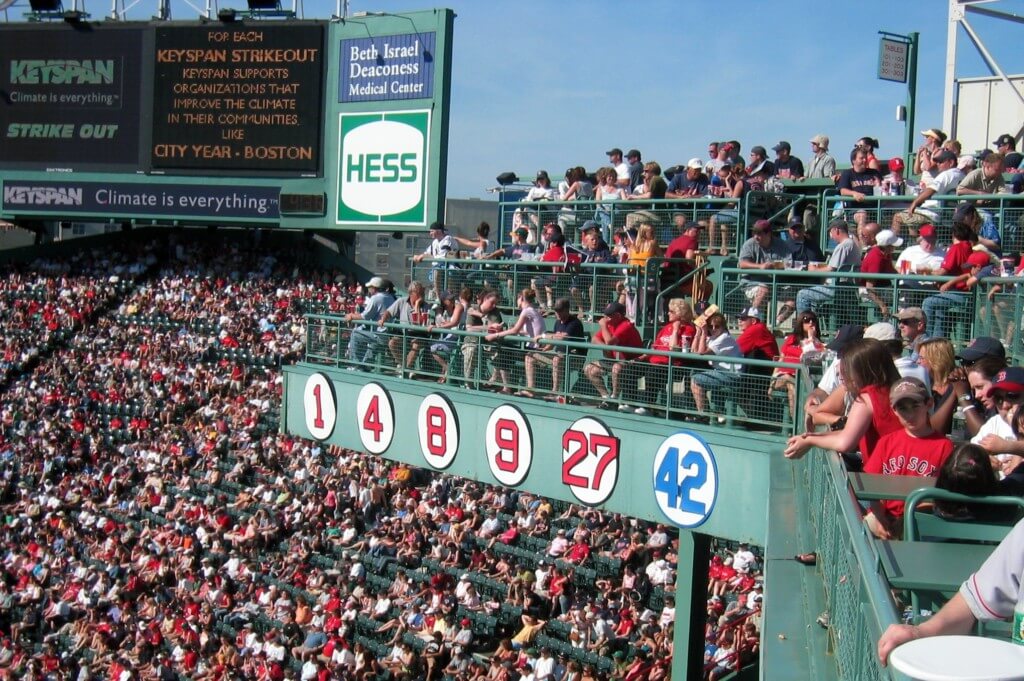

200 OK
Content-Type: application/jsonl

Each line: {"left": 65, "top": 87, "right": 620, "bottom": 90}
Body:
{"left": 651, "top": 431, "right": 718, "bottom": 528}
{"left": 340, "top": 119, "right": 424, "bottom": 216}
{"left": 418, "top": 393, "right": 459, "bottom": 469}
{"left": 303, "top": 373, "right": 336, "bottom": 441}
{"left": 356, "top": 382, "right": 395, "bottom": 455}
{"left": 485, "top": 404, "right": 533, "bottom": 487}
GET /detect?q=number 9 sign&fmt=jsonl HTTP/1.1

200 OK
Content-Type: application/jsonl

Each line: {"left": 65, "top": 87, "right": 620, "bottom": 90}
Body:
{"left": 486, "top": 405, "right": 533, "bottom": 486}
{"left": 652, "top": 431, "right": 718, "bottom": 528}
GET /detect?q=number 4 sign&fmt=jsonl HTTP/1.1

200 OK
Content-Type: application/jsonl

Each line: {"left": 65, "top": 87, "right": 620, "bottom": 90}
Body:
{"left": 652, "top": 432, "right": 718, "bottom": 528}
{"left": 356, "top": 382, "right": 395, "bottom": 454}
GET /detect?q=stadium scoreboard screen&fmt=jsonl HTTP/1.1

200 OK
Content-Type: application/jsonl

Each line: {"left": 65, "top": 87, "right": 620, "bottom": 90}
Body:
{"left": 0, "top": 10, "right": 453, "bottom": 229}
{"left": 151, "top": 24, "right": 323, "bottom": 173}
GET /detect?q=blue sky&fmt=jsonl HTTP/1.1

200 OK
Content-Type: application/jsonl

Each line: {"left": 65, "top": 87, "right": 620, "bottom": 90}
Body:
{"left": 8, "top": 0, "right": 1023, "bottom": 198}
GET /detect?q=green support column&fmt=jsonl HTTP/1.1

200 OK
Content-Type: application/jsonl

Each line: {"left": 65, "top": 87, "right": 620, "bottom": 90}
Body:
{"left": 903, "top": 32, "right": 920, "bottom": 170}
{"left": 673, "top": 531, "right": 712, "bottom": 680}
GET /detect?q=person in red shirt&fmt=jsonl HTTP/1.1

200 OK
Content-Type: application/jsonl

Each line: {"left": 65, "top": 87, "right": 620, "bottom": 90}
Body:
{"left": 584, "top": 302, "right": 643, "bottom": 409}
{"left": 859, "top": 229, "right": 901, "bottom": 317}
{"left": 923, "top": 223, "right": 989, "bottom": 338}
{"left": 735, "top": 308, "right": 779, "bottom": 363}
{"left": 863, "top": 377, "right": 954, "bottom": 539}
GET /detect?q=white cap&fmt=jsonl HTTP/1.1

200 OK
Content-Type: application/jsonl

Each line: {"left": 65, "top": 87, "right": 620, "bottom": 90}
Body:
{"left": 738, "top": 307, "right": 761, "bottom": 321}
{"left": 686, "top": 157, "right": 703, "bottom": 170}
{"left": 367, "top": 276, "right": 385, "bottom": 289}
{"left": 863, "top": 322, "right": 897, "bottom": 341}
{"left": 875, "top": 229, "right": 903, "bottom": 248}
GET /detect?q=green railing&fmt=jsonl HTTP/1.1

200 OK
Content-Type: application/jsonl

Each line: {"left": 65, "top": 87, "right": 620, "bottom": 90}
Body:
{"left": 305, "top": 316, "right": 807, "bottom": 436}
{"left": 801, "top": 449, "right": 904, "bottom": 681}
{"left": 408, "top": 256, "right": 712, "bottom": 339}
{"left": 820, "top": 192, "right": 1024, "bottom": 253}
{"left": 498, "top": 196, "right": 738, "bottom": 252}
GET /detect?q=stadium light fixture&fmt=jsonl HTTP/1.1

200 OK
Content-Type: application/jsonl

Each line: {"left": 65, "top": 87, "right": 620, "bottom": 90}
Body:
{"left": 217, "top": 7, "right": 236, "bottom": 21}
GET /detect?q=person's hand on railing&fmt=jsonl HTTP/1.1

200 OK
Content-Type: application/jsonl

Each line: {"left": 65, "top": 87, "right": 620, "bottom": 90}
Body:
{"left": 863, "top": 510, "right": 894, "bottom": 540}
{"left": 783, "top": 433, "right": 815, "bottom": 459}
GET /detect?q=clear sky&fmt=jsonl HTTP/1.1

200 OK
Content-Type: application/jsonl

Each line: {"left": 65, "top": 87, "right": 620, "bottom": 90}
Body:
{"left": 13, "top": 0, "right": 1024, "bottom": 198}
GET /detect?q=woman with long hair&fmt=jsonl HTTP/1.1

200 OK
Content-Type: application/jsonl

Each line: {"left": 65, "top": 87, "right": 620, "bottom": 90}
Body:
{"left": 771, "top": 310, "right": 825, "bottom": 417}
{"left": 784, "top": 338, "right": 902, "bottom": 465}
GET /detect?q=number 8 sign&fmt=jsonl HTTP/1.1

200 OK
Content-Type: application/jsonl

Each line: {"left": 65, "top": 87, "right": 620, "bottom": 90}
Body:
{"left": 652, "top": 431, "right": 718, "bottom": 528}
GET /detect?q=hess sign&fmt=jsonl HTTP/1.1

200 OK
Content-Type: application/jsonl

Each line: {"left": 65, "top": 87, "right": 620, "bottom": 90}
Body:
{"left": 878, "top": 37, "right": 909, "bottom": 83}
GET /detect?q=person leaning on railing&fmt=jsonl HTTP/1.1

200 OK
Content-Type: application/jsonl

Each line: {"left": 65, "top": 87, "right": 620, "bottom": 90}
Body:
{"left": 344, "top": 276, "right": 396, "bottom": 367}
{"left": 462, "top": 289, "right": 505, "bottom": 391}
{"left": 485, "top": 289, "right": 546, "bottom": 397}
{"left": 891, "top": 148, "right": 962, "bottom": 236}
{"left": 877, "top": 516, "right": 1024, "bottom": 665}
{"left": 522, "top": 299, "right": 585, "bottom": 402}
{"left": 583, "top": 302, "right": 644, "bottom": 409}
{"left": 425, "top": 289, "right": 469, "bottom": 384}
{"left": 784, "top": 338, "right": 902, "bottom": 467}
{"left": 378, "top": 281, "right": 430, "bottom": 377}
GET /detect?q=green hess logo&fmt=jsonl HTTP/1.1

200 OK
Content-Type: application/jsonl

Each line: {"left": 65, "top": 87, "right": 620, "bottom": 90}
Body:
{"left": 337, "top": 110, "right": 430, "bottom": 226}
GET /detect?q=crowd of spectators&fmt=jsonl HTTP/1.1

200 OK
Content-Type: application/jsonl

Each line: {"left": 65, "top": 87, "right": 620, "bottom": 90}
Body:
{"left": 0, "top": 233, "right": 751, "bottom": 681}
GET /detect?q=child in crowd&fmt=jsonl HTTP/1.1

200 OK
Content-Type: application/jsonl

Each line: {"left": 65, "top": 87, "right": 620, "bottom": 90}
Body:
{"left": 862, "top": 377, "right": 954, "bottom": 539}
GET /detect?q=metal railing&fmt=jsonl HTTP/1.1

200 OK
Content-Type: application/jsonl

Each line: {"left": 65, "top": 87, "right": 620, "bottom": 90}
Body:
{"left": 408, "top": 257, "right": 709, "bottom": 338}
{"left": 305, "top": 316, "right": 807, "bottom": 436}
{"left": 497, "top": 197, "right": 738, "bottom": 252}
{"left": 802, "top": 449, "right": 902, "bottom": 681}
{"left": 716, "top": 266, "right": 1024, "bottom": 357}
{"left": 820, "top": 192, "right": 1024, "bottom": 254}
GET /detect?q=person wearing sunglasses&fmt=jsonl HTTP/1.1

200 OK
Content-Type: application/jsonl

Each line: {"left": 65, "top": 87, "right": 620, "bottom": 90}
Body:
{"left": 970, "top": 367, "right": 1024, "bottom": 462}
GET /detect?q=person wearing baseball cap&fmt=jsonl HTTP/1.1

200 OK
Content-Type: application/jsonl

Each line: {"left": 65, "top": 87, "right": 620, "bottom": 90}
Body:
{"left": 896, "top": 308, "right": 928, "bottom": 354}
{"left": 772, "top": 141, "right": 804, "bottom": 180}
{"left": 738, "top": 219, "right": 790, "bottom": 313}
{"left": 895, "top": 223, "right": 945, "bottom": 280}
{"left": 860, "top": 376, "right": 952, "bottom": 539}
{"left": 746, "top": 145, "right": 775, "bottom": 178}
{"left": 992, "top": 133, "right": 1022, "bottom": 169}
{"left": 606, "top": 148, "right": 629, "bottom": 187}
{"left": 893, "top": 147, "right": 964, "bottom": 235}
{"left": 584, "top": 301, "right": 643, "bottom": 410}
{"left": 344, "top": 274, "right": 397, "bottom": 367}
{"left": 860, "top": 229, "right": 902, "bottom": 317}
{"left": 625, "top": 149, "right": 644, "bottom": 189}
{"left": 913, "top": 128, "right": 947, "bottom": 176}
{"left": 922, "top": 242, "right": 991, "bottom": 339}
{"left": 956, "top": 336, "right": 1006, "bottom": 365}
{"left": 807, "top": 135, "right": 836, "bottom": 179}
{"left": 795, "top": 219, "right": 860, "bottom": 317}
{"left": 666, "top": 158, "right": 709, "bottom": 198}
{"left": 970, "top": 367, "right": 1024, "bottom": 458}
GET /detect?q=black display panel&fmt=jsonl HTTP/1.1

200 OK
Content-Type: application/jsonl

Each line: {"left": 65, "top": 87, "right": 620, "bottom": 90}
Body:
{"left": 0, "top": 25, "right": 144, "bottom": 170}
{"left": 151, "top": 24, "right": 324, "bottom": 174}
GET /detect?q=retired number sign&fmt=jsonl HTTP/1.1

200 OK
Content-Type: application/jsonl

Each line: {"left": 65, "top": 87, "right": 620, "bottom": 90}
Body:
{"left": 356, "top": 382, "right": 395, "bottom": 454}
{"left": 303, "top": 373, "right": 337, "bottom": 440}
{"left": 418, "top": 393, "right": 459, "bottom": 468}
{"left": 486, "top": 405, "right": 533, "bottom": 486}
{"left": 652, "top": 431, "right": 718, "bottom": 528}
{"left": 561, "top": 417, "right": 620, "bottom": 506}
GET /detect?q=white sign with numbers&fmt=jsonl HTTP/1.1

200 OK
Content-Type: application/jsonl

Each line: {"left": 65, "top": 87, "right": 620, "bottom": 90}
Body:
{"left": 418, "top": 393, "right": 459, "bottom": 469}
{"left": 652, "top": 431, "right": 718, "bottom": 528}
{"left": 356, "top": 382, "right": 395, "bottom": 455}
{"left": 878, "top": 37, "right": 909, "bottom": 83}
{"left": 303, "top": 373, "right": 337, "bottom": 441}
{"left": 561, "top": 417, "right": 620, "bottom": 506}
{"left": 486, "top": 405, "right": 533, "bottom": 486}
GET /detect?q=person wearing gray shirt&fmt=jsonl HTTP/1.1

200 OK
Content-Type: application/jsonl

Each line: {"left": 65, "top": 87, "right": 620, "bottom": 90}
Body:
{"left": 345, "top": 276, "right": 396, "bottom": 366}
{"left": 796, "top": 220, "right": 861, "bottom": 314}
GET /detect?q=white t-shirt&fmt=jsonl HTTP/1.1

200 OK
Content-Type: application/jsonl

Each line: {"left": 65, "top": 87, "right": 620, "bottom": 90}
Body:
{"left": 613, "top": 162, "right": 629, "bottom": 183}
{"left": 896, "top": 244, "right": 946, "bottom": 274}
{"left": 920, "top": 168, "right": 966, "bottom": 212}
{"left": 707, "top": 332, "right": 742, "bottom": 372}
{"left": 971, "top": 414, "right": 1016, "bottom": 460}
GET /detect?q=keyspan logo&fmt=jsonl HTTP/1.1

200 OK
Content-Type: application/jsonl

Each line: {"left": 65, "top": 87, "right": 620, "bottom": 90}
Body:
{"left": 3, "top": 185, "right": 83, "bottom": 206}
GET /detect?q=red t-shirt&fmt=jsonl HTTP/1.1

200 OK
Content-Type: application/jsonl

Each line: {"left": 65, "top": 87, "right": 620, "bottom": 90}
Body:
{"left": 602, "top": 318, "right": 643, "bottom": 360}
{"left": 736, "top": 321, "right": 779, "bottom": 361}
{"left": 860, "top": 245, "right": 897, "bottom": 284}
{"left": 858, "top": 384, "right": 903, "bottom": 466}
{"left": 864, "top": 429, "right": 953, "bottom": 518}
{"left": 941, "top": 241, "right": 974, "bottom": 291}
{"left": 649, "top": 321, "right": 697, "bottom": 365}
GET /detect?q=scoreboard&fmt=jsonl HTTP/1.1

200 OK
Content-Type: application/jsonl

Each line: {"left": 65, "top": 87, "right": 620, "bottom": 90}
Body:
{"left": 0, "top": 10, "right": 453, "bottom": 229}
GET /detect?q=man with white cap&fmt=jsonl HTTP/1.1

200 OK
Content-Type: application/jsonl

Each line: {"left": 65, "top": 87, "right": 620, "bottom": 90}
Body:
{"left": 345, "top": 277, "right": 396, "bottom": 367}
{"left": 665, "top": 158, "right": 709, "bottom": 198}
{"left": 806, "top": 135, "right": 836, "bottom": 179}
{"left": 859, "top": 229, "right": 902, "bottom": 318}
